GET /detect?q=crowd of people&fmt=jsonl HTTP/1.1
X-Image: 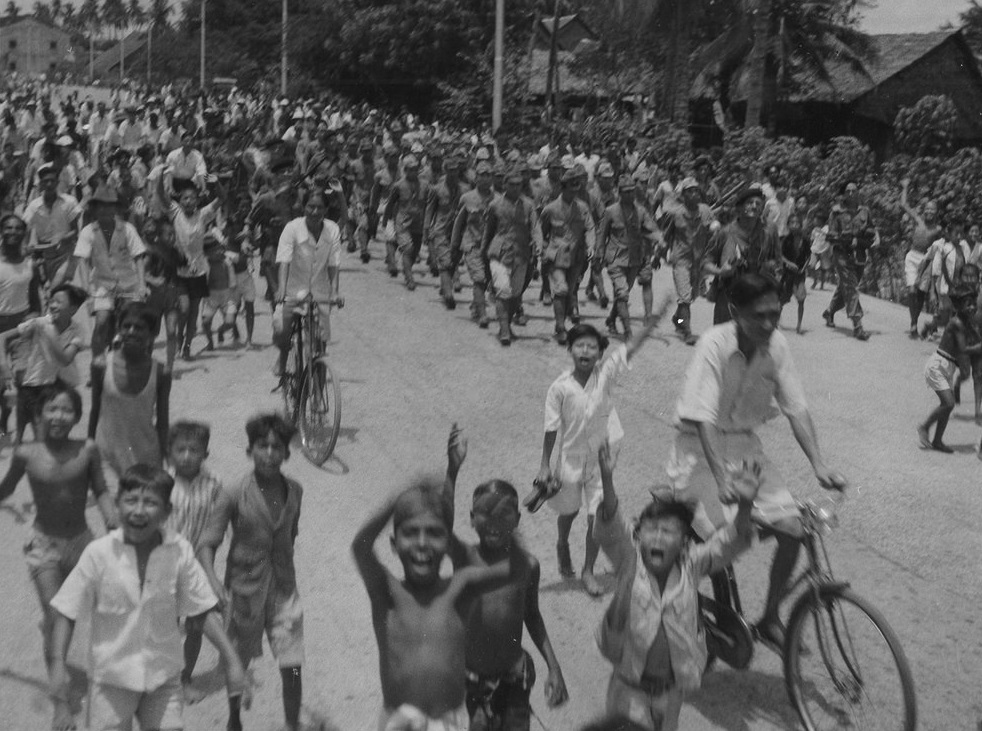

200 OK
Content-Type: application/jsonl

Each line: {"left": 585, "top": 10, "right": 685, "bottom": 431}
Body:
{"left": 0, "top": 77, "right": 957, "bottom": 731}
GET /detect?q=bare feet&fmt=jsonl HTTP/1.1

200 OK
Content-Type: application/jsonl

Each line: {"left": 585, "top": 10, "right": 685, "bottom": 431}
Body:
{"left": 182, "top": 679, "right": 206, "bottom": 705}
{"left": 556, "top": 542, "right": 574, "bottom": 578}
{"left": 581, "top": 568, "right": 603, "bottom": 597}
{"left": 917, "top": 426, "right": 931, "bottom": 449}
{"left": 931, "top": 441, "right": 954, "bottom": 454}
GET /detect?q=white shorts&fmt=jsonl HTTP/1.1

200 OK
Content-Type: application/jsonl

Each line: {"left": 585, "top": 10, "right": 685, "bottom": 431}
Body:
{"left": 904, "top": 250, "right": 930, "bottom": 290}
{"left": 666, "top": 431, "right": 799, "bottom": 539}
{"left": 924, "top": 352, "right": 957, "bottom": 392}
{"left": 88, "top": 675, "right": 183, "bottom": 731}
{"left": 231, "top": 270, "right": 257, "bottom": 303}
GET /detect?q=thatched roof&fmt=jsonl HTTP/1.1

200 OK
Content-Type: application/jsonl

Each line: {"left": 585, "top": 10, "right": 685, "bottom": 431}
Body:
{"left": 527, "top": 49, "right": 646, "bottom": 98}
{"left": 691, "top": 30, "right": 964, "bottom": 105}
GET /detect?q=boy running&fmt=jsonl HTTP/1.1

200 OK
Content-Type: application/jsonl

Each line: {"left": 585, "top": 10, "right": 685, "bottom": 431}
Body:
{"left": 48, "top": 464, "right": 247, "bottom": 731}
{"left": 163, "top": 420, "right": 224, "bottom": 703}
{"left": 198, "top": 414, "right": 306, "bottom": 731}
{"left": 0, "top": 385, "right": 116, "bottom": 718}
{"left": 353, "top": 476, "right": 520, "bottom": 730}
{"left": 444, "top": 425, "right": 569, "bottom": 730}
{"left": 535, "top": 317, "right": 662, "bottom": 596}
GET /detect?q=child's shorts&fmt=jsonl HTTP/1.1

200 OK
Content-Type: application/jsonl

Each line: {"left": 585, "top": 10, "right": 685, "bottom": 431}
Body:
{"left": 606, "top": 672, "right": 683, "bottom": 731}
{"left": 924, "top": 352, "right": 957, "bottom": 392}
{"left": 201, "top": 288, "right": 238, "bottom": 320}
{"left": 379, "top": 702, "right": 469, "bottom": 731}
{"left": 23, "top": 527, "right": 94, "bottom": 581}
{"left": 230, "top": 270, "right": 257, "bottom": 303}
{"left": 548, "top": 472, "right": 603, "bottom": 517}
{"left": 228, "top": 587, "right": 304, "bottom": 667}
{"left": 87, "top": 675, "right": 183, "bottom": 731}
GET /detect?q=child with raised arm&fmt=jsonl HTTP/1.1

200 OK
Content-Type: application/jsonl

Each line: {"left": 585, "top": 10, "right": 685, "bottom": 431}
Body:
{"left": 352, "top": 475, "right": 519, "bottom": 730}
{"left": 593, "top": 441, "right": 758, "bottom": 731}
{"left": 443, "top": 425, "right": 569, "bottom": 731}
{"left": 163, "top": 420, "right": 224, "bottom": 703}
{"left": 197, "top": 413, "right": 306, "bottom": 731}
{"left": 0, "top": 384, "right": 115, "bottom": 722}
{"left": 535, "top": 314, "right": 663, "bottom": 596}
{"left": 47, "top": 464, "right": 247, "bottom": 731}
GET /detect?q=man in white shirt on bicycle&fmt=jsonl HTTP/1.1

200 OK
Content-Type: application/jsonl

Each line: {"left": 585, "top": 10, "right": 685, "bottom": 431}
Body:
{"left": 273, "top": 188, "right": 341, "bottom": 377}
{"left": 668, "top": 272, "right": 847, "bottom": 648}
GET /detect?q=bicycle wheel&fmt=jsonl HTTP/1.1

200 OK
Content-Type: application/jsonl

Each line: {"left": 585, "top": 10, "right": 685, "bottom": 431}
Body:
{"left": 785, "top": 586, "right": 916, "bottom": 731}
{"left": 297, "top": 356, "right": 341, "bottom": 465}
{"left": 282, "top": 342, "right": 302, "bottom": 423}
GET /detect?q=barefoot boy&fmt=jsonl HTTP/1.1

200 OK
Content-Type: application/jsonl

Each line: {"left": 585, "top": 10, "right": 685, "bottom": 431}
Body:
{"left": 536, "top": 316, "right": 661, "bottom": 596}
{"left": 198, "top": 413, "right": 306, "bottom": 731}
{"left": 163, "top": 420, "right": 224, "bottom": 703}
{"left": 48, "top": 464, "right": 247, "bottom": 731}
{"left": 593, "top": 441, "right": 758, "bottom": 731}
{"left": 353, "top": 476, "right": 519, "bottom": 730}
{"left": 443, "top": 425, "right": 569, "bottom": 730}
{"left": 0, "top": 384, "right": 115, "bottom": 714}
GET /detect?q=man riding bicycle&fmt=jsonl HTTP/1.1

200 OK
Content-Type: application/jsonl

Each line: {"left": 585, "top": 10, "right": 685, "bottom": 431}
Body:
{"left": 667, "top": 272, "right": 847, "bottom": 648}
{"left": 273, "top": 187, "right": 342, "bottom": 380}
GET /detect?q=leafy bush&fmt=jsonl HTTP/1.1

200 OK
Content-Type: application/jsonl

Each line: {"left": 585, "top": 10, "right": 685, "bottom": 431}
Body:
{"left": 894, "top": 95, "right": 957, "bottom": 157}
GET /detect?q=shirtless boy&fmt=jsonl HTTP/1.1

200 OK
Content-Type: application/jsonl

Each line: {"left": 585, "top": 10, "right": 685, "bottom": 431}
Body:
{"left": 0, "top": 384, "right": 116, "bottom": 718}
{"left": 444, "top": 425, "right": 569, "bottom": 730}
{"left": 353, "top": 476, "right": 519, "bottom": 730}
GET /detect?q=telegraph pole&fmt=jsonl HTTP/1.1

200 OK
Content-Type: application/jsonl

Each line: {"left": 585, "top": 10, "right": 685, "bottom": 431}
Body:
{"left": 199, "top": 0, "right": 206, "bottom": 87}
{"left": 281, "top": 0, "right": 287, "bottom": 96}
{"left": 491, "top": 0, "right": 504, "bottom": 131}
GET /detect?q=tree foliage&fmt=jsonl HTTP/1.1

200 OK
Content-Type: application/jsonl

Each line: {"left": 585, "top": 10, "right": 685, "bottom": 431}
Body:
{"left": 893, "top": 95, "right": 957, "bottom": 157}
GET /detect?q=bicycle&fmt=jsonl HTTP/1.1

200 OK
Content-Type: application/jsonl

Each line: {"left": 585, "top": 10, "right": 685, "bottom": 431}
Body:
{"left": 699, "top": 493, "right": 917, "bottom": 731}
{"left": 280, "top": 291, "right": 343, "bottom": 466}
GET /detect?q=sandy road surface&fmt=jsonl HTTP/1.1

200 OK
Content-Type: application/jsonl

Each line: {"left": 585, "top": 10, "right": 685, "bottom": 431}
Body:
{"left": 0, "top": 250, "right": 979, "bottom": 730}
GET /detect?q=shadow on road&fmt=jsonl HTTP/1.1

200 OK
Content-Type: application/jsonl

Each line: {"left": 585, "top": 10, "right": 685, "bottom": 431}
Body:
{"left": 689, "top": 667, "right": 801, "bottom": 730}
{"left": 0, "top": 664, "right": 88, "bottom": 717}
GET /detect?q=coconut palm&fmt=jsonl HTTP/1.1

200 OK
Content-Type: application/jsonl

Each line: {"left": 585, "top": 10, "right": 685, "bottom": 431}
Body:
{"left": 698, "top": 0, "right": 875, "bottom": 129}
{"left": 79, "top": 0, "right": 100, "bottom": 80}
{"left": 4, "top": 1, "right": 18, "bottom": 20}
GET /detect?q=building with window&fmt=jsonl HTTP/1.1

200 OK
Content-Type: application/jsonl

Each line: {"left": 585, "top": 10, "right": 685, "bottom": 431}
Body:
{"left": 1, "top": 17, "right": 72, "bottom": 76}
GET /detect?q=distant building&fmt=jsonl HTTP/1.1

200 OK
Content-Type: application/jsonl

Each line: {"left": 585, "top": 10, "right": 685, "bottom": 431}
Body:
{"left": 534, "top": 14, "right": 598, "bottom": 54}
{"left": 1, "top": 17, "right": 72, "bottom": 76}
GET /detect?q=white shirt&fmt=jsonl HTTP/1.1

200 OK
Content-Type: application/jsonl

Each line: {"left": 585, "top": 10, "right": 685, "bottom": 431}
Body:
{"left": 543, "top": 342, "right": 628, "bottom": 485}
{"left": 931, "top": 237, "right": 971, "bottom": 296}
{"left": 165, "top": 147, "right": 207, "bottom": 186}
{"left": 169, "top": 200, "right": 219, "bottom": 277}
{"left": 276, "top": 217, "right": 342, "bottom": 301}
{"left": 24, "top": 193, "right": 82, "bottom": 249}
{"left": 50, "top": 529, "right": 217, "bottom": 692}
{"left": 675, "top": 323, "right": 809, "bottom": 433}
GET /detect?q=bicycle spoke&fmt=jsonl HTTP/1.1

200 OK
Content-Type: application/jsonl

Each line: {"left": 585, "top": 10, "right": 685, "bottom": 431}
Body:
{"left": 787, "top": 590, "right": 915, "bottom": 731}
{"left": 298, "top": 358, "right": 341, "bottom": 465}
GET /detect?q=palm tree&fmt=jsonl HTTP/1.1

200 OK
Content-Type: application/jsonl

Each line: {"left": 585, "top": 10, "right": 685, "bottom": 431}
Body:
{"left": 79, "top": 0, "right": 100, "bottom": 80}
{"left": 33, "top": 0, "right": 54, "bottom": 23}
{"left": 146, "top": 0, "right": 171, "bottom": 85}
{"left": 4, "top": 1, "right": 17, "bottom": 21}
{"left": 101, "top": 0, "right": 127, "bottom": 79}
{"left": 61, "top": 2, "right": 76, "bottom": 30}
{"left": 50, "top": 0, "right": 62, "bottom": 24}
{"left": 700, "top": 0, "right": 874, "bottom": 129}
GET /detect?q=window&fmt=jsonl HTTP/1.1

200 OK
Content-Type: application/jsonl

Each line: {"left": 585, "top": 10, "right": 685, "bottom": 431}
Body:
{"left": 50, "top": 41, "right": 57, "bottom": 51}
{"left": 49, "top": 62, "right": 57, "bottom": 72}
{"left": 8, "top": 40, "right": 16, "bottom": 50}
{"left": 8, "top": 62, "right": 15, "bottom": 72}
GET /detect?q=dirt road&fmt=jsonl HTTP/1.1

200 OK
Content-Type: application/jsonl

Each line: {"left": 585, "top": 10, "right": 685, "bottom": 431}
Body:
{"left": 0, "top": 252, "right": 978, "bottom": 730}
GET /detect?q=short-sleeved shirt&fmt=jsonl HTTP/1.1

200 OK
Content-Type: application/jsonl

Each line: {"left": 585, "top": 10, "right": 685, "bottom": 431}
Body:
{"left": 165, "top": 468, "right": 223, "bottom": 552}
{"left": 276, "top": 217, "right": 342, "bottom": 301}
{"left": 674, "top": 322, "right": 809, "bottom": 433}
{"left": 74, "top": 218, "right": 147, "bottom": 293}
{"left": 544, "top": 342, "right": 629, "bottom": 485}
{"left": 49, "top": 529, "right": 217, "bottom": 692}
{"left": 18, "top": 316, "right": 85, "bottom": 386}
{"left": 169, "top": 200, "right": 219, "bottom": 278}
{"left": 23, "top": 194, "right": 82, "bottom": 250}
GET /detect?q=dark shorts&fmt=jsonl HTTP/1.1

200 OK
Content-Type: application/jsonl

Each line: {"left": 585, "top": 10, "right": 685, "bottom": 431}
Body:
{"left": 176, "top": 274, "right": 209, "bottom": 300}
{"left": 145, "top": 281, "right": 181, "bottom": 318}
{"left": 466, "top": 650, "right": 536, "bottom": 731}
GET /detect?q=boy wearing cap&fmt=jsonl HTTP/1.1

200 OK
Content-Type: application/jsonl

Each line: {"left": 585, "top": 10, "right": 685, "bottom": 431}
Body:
{"left": 451, "top": 162, "right": 496, "bottom": 327}
{"left": 65, "top": 186, "right": 148, "bottom": 358}
{"left": 482, "top": 166, "right": 541, "bottom": 346}
{"left": 425, "top": 155, "right": 468, "bottom": 309}
{"left": 666, "top": 177, "right": 716, "bottom": 344}
{"left": 382, "top": 154, "right": 431, "bottom": 290}
{"left": 540, "top": 170, "right": 595, "bottom": 344}
{"left": 597, "top": 175, "right": 660, "bottom": 340}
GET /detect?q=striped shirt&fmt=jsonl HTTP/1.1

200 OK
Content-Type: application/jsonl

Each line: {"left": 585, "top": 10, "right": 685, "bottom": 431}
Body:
{"left": 165, "top": 468, "right": 222, "bottom": 552}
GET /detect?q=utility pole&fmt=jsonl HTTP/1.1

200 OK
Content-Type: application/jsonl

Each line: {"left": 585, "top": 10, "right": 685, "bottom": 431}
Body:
{"left": 199, "top": 0, "right": 206, "bottom": 88}
{"left": 147, "top": 21, "right": 152, "bottom": 86}
{"left": 491, "top": 0, "right": 504, "bottom": 131}
{"left": 544, "top": 0, "right": 561, "bottom": 122}
{"left": 280, "top": 0, "right": 287, "bottom": 96}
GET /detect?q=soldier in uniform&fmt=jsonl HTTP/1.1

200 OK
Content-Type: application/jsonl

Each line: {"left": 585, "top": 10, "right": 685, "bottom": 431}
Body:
{"left": 540, "top": 169, "right": 595, "bottom": 344}
{"left": 596, "top": 175, "right": 659, "bottom": 340}
{"left": 822, "top": 180, "right": 875, "bottom": 341}
{"left": 585, "top": 161, "right": 617, "bottom": 309}
{"left": 382, "top": 154, "right": 430, "bottom": 291}
{"left": 451, "top": 161, "right": 496, "bottom": 328}
{"left": 668, "top": 177, "right": 717, "bottom": 344}
{"left": 482, "top": 166, "right": 541, "bottom": 346}
{"left": 424, "top": 155, "right": 468, "bottom": 310}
